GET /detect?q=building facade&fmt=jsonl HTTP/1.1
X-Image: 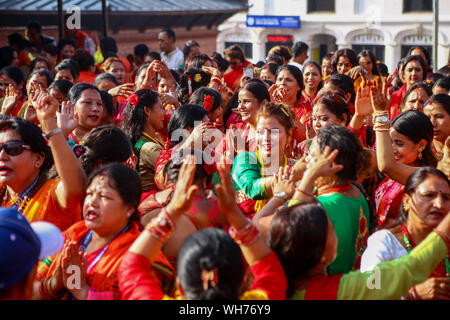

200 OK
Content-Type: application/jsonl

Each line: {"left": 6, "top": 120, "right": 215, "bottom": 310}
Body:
{"left": 217, "top": 0, "right": 450, "bottom": 72}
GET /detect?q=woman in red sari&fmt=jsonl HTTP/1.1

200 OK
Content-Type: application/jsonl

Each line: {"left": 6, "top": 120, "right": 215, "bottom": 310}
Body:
{"left": 300, "top": 61, "right": 323, "bottom": 111}
{"left": 0, "top": 66, "right": 25, "bottom": 117}
{"left": 270, "top": 64, "right": 308, "bottom": 145}
{"left": 424, "top": 94, "right": 450, "bottom": 162}
{"left": 35, "top": 164, "right": 174, "bottom": 300}
{"left": 373, "top": 81, "right": 438, "bottom": 228}
{"left": 153, "top": 104, "right": 214, "bottom": 191}
{"left": 223, "top": 44, "right": 253, "bottom": 92}
{"left": 389, "top": 55, "right": 426, "bottom": 119}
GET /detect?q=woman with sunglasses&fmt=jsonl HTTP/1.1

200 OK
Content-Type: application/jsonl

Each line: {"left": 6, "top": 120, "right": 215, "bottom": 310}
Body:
{"left": 0, "top": 90, "right": 85, "bottom": 232}
{"left": 223, "top": 44, "right": 253, "bottom": 92}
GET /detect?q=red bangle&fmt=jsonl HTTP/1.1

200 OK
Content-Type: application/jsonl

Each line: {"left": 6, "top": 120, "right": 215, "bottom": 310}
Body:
{"left": 147, "top": 207, "right": 175, "bottom": 242}
{"left": 228, "top": 220, "right": 260, "bottom": 246}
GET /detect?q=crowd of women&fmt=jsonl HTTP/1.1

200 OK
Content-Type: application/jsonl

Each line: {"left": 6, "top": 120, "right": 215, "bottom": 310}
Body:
{"left": 0, "top": 31, "right": 449, "bottom": 300}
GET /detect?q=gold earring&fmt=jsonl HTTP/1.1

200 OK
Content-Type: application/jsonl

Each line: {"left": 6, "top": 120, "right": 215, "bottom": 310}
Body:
{"left": 418, "top": 151, "right": 423, "bottom": 160}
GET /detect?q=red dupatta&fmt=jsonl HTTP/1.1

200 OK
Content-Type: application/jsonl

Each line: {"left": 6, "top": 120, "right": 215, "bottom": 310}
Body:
{"left": 374, "top": 177, "right": 405, "bottom": 227}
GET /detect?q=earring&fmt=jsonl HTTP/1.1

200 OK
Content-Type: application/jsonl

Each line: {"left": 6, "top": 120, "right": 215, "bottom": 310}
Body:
{"left": 35, "top": 162, "right": 41, "bottom": 167}
{"left": 127, "top": 212, "right": 132, "bottom": 218}
{"left": 418, "top": 151, "right": 423, "bottom": 160}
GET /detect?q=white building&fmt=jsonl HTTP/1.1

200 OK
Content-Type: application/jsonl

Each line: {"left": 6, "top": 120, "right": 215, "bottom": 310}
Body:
{"left": 217, "top": 0, "right": 450, "bottom": 72}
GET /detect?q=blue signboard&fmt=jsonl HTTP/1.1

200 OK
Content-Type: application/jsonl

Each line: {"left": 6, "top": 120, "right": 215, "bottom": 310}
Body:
{"left": 246, "top": 15, "right": 300, "bottom": 29}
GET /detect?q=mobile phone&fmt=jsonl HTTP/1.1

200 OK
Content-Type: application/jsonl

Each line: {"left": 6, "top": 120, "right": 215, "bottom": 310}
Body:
{"left": 243, "top": 68, "right": 254, "bottom": 79}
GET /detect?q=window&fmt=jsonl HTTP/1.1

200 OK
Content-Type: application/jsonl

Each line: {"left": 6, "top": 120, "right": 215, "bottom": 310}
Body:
{"left": 307, "top": 0, "right": 335, "bottom": 13}
{"left": 352, "top": 44, "right": 385, "bottom": 63}
{"left": 403, "top": 0, "right": 432, "bottom": 13}
{"left": 225, "top": 42, "right": 253, "bottom": 59}
{"left": 354, "top": 0, "right": 366, "bottom": 14}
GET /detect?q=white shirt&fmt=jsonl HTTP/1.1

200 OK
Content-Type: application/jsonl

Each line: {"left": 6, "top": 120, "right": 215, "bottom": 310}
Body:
{"left": 360, "top": 229, "right": 408, "bottom": 272}
{"left": 288, "top": 61, "right": 303, "bottom": 72}
{"left": 161, "top": 47, "right": 184, "bottom": 71}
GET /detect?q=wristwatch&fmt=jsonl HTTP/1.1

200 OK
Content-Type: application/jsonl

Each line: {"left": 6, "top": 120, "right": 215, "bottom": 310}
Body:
{"left": 374, "top": 114, "right": 389, "bottom": 124}
{"left": 273, "top": 192, "right": 290, "bottom": 202}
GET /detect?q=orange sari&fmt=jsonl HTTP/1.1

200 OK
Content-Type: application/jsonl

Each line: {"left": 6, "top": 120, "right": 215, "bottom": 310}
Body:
{"left": 0, "top": 178, "right": 81, "bottom": 232}
{"left": 39, "top": 221, "right": 175, "bottom": 300}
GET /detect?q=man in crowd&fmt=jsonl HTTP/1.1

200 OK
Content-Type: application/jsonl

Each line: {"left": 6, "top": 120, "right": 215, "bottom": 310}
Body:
{"left": 289, "top": 41, "right": 309, "bottom": 71}
{"left": 158, "top": 28, "right": 184, "bottom": 71}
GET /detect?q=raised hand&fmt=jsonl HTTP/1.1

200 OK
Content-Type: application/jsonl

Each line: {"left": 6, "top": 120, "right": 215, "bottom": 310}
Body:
{"left": 34, "top": 91, "right": 59, "bottom": 122}
{"left": 1, "top": 84, "right": 21, "bottom": 115}
{"left": 354, "top": 80, "right": 373, "bottom": 117}
{"left": 370, "top": 77, "right": 391, "bottom": 112}
{"left": 202, "top": 65, "right": 222, "bottom": 78}
{"left": 108, "top": 83, "right": 135, "bottom": 99}
{"left": 139, "top": 61, "right": 157, "bottom": 90}
{"left": 61, "top": 240, "right": 89, "bottom": 300}
{"left": 306, "top": 145, "right": 343, "bottom": 179}
{"left": 160, "top": 92, "right": 179, "bottom": 108}
{"left": 57, "top": 100, "right": 79, "bottom": 138}
{"left": 272, "top": 166, "right": 296, "bottom": 199}
{"left": 216, "top": 157, "right": 240, "bottom": 216}
{"left": 166, "top": 155, "right": 199, "bottom": 216}
{"left": 346, "top": 66, "right": 366, "bottom": 81}
{"left": 152, "top": 60, "right": 171, "bottom": 80}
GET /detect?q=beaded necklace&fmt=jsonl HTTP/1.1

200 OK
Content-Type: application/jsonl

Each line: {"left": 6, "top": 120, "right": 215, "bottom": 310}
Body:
{"left": 1, "top": 174, "right": 46, "bottom": 214}
{"left": 401, "top": 224, "right": 450, "bottom": 278}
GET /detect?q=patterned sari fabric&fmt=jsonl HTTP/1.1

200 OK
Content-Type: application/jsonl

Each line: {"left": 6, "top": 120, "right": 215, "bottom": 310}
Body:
{"left": 38, "top": 221, "right": 175, "bottom": 300}
{"left": 374, "top": 177, "right": 405, "bottom": 227}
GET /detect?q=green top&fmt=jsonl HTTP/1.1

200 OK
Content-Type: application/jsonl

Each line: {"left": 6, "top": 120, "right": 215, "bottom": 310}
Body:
{"left": 291, "top": 232, "right": 447, "bottom": 300}
{"left": 316, "top": 192, "right": 370, "bottom": 275}
{"left": 231, "top": 152, "right": 269, "bottom": 200}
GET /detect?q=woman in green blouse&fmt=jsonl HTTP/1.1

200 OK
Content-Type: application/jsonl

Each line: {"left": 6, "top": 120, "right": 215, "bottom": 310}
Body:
{"left": 231, "top": 102, "right": 305, "bottom": 215}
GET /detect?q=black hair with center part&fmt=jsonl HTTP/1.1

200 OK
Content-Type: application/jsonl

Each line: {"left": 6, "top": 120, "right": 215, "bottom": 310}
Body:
{"left": 87, "top": 163, "right": 142, "bottom": 229}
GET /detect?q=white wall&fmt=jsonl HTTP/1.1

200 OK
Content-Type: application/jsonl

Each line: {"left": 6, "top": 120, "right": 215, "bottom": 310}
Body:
{"left": 218, "top": 0, "right": 450, "bottom": 71}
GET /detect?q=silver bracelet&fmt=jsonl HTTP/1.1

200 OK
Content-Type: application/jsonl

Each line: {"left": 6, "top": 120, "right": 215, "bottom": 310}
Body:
{"left": 44, "top": 127, "right": 62, "bottom": 140}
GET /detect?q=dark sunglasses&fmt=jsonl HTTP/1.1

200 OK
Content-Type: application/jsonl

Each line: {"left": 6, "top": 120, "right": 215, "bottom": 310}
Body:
{"left": 0, "top": 140, "right": 31, "bottom": 156}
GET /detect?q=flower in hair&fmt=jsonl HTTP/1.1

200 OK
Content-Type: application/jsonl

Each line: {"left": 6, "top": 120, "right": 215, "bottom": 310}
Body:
{"left": 203, "top": 94, "right": 214, "bottom": 111}
{"left": 194, "top": 73, "right": 202, "bottom": 82}
{"left": 201, "top": 268, "right": 218, "bottom": 290}
{"left": 129, "top": 94, "right": 139, "bottom": 108}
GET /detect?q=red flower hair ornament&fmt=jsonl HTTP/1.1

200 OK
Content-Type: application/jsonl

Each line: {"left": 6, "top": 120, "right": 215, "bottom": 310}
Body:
{"left": 203, "top": 94, "right": 214, "bottom": 111}
{"left": 129, "top": 94, "right": 139, "bottom": 108}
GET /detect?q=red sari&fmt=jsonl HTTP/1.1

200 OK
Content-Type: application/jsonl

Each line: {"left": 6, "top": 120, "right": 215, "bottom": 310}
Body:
{"left": 223, "top": 60, "right": 252, "bottom": 91}
{"left": 389, "top": 84, "right": 407, "bottom": 120}
{"left": 374, "top": 177, "right": 405, "bottom": 227}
